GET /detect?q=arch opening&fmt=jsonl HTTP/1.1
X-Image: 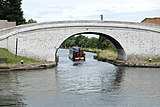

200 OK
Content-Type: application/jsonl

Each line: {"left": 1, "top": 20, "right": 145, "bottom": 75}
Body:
{"left": 56, "top": 32, "right": 126, "bottom": 64}
{"left": 97, "top": 33, "right": 126, "bottom": 60}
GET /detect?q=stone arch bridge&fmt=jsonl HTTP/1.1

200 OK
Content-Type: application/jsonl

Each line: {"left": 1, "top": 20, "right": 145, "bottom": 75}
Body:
{"left": 0, "top": 20, "right": 160, "bottom": 63}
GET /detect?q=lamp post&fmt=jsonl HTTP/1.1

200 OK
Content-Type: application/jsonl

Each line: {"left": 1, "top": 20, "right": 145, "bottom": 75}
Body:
{"left": 100, "top": 14, "right": 103, "bottom": 21}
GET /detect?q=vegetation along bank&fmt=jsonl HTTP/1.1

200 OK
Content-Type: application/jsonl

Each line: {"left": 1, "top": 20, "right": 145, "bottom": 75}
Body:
{"left": 0, "top": 48, "right": 56, "bottom": 71}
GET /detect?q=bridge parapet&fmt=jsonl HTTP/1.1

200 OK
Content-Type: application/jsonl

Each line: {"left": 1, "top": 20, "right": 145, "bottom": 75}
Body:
{"left": 1, "top": 20, "right": 160, "bottom": 40}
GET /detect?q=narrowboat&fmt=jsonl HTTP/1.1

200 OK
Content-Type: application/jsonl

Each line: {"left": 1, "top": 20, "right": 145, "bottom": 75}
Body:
{"left": 69, "top": 47, "right": 85, "bottom": 62}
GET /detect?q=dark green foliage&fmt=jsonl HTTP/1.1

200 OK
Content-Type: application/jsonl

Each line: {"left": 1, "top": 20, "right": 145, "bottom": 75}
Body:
{"left": 98, "top": 36, "right": 109, "bottom": 49}
{"left": 60, "top": 36, "right": 76, "bottom": 48}
{"left": 0, "top": 0, "right": 26, "bottom": 25}
{"left": 86, "top": 37, "right": 99, "bottom": 48}
{"left": 0, "top": 0, "right": 4, "bottom": 19}
{"left": 60, "top": 35, "right": 117, "bottom": 51}
{"left": 27, "top": 18, "right": 37, "bottom": 24}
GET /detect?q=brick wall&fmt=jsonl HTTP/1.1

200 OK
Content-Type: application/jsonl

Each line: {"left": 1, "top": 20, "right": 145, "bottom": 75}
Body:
{"left": 141, "top": 17, "right": 160, "bottom": 24}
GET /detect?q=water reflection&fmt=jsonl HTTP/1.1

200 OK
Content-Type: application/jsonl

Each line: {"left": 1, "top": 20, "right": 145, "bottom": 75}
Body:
{"left": 55, "top": 49, "right": 126, "bottom": 95}
{"left": 111, "top": 67, "right": 125, "bottom": 89}
{"left": 100, "top": 67, "right": 125, "bottom": 93}
{"left": 0, "top": 71, "right": 26, "bottom": 107}
{"left": 73, "top": 62, "right": 83, "bottom": 66}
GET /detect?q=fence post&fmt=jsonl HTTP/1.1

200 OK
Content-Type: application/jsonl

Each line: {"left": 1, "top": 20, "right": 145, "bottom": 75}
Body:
{"left": 15, "top": 38, "right": 18, "bottom": 57}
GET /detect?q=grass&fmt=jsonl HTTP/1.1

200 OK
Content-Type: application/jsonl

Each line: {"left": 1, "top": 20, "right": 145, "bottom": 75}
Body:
{"left": 82, "top": 48, "right": 117, "bottom": 59}
{"left": 98, "top": 50, "right": 117, "bottom": 59}
{"left": 144, "top": 58, "right": 160, "bottom": 62}
{"left": 0, "top": 48, "right": 38, "bottom": 64}
{"left": 81, "top": 48, "right": 99, "bottom": 53}
{"left": 83, "top": 48, "right": 160, "bottom": 62}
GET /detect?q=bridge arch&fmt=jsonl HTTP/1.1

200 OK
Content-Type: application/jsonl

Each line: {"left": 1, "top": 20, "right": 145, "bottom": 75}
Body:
{"left": 57, "top": 32, "right": 126, "bottom": 61}
{"left": 0, "top": 20, "right": 160, "bottom": 63}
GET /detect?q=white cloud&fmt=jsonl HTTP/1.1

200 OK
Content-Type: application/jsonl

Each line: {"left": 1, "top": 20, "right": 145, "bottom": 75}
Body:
{"left": 22, "top": 0, "right": 160, "bottom": 22}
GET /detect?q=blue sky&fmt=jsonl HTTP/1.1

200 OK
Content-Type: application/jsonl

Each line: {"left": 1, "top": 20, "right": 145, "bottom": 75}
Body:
{"left": 22, "top": 0, "right": 160, "bottom": 23}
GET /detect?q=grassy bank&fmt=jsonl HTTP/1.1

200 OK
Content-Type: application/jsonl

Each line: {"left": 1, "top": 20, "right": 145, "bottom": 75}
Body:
{"left": 98, "top": 50, "right": 117, "bottom": 59}
{"left": 144, "top": 58, "right": 160, "bottom": 62}
{"left": 0, "top": 48, "right": 37, "bottom": 64}
{"left": 82, "top": 48, "right": 117, "bottom": 59}
{"left": 82, "top": 48, "right": 160, "bottom": 63}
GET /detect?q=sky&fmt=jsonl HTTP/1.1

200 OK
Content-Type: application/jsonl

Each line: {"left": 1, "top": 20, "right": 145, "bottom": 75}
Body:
{"left": 22, "top": 0, "right": 160, "bottom": 23}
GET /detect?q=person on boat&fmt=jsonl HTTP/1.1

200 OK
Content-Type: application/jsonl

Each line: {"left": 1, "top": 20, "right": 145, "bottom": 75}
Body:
{"left": 75, "top": 46, "right": 79, "bottom": 53}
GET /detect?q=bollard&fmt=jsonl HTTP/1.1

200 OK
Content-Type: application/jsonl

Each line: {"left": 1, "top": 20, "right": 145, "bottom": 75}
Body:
{"left": 149, "top": 58, "right": 152, "bottom": 63}
{"left": 21, "top": 60, "right": 24, "bottom": 64}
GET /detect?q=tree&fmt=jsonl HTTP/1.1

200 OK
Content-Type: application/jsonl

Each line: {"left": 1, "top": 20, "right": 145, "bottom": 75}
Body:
{"left": 60, "top": 36, "right": 76, "bottom": 48}
{"left": 60, "top": 34, "right": 117, "bottom": 51}
{"left": 27, "top": 18, "right": 37, "bottom": 24}
{"left": 75, "top": 35, "right": 88, "bottom": 47}
{"left": 86, "top": 37, "right": 98, "bottom": 48}
{"left": 0, "top": 0, "right": 26, "bottom": 25}
{"left": 0, "top": 0, "right": 4, "bottom": 19}
{"left": 98, "top": 36, "right": 109, "bottom": 49}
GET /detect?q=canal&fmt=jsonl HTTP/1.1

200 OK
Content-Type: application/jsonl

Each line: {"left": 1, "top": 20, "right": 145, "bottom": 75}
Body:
{"left": 0, "top": 49, "right": 160, "bottom": 107}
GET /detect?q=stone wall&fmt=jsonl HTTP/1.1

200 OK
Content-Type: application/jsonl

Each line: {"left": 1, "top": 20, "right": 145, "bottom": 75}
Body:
{"left": 0, "top": 20, "right": 160, "bottom": 62}
{"left": 0, "top": 20, "right": 16, "bottom": 29}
